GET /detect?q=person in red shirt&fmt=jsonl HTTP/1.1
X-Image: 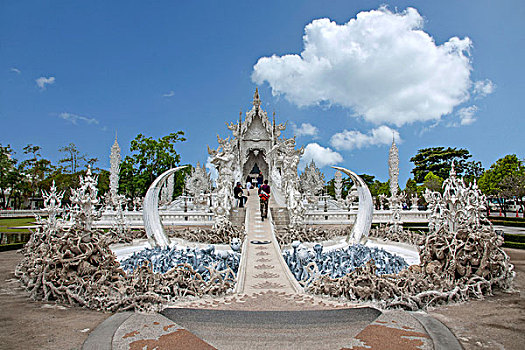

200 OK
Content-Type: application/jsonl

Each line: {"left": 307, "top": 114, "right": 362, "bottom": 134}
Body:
{"left": 258, "top": 180, "right": 270, "bottom": 221}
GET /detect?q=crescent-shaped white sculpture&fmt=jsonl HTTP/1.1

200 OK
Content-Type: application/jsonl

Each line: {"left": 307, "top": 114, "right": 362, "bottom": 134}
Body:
{"left": 332, "top": 166, "right": 374, "bottom": 244}
{"left": 143, "top": 166, "right": 188, "bottom": 248}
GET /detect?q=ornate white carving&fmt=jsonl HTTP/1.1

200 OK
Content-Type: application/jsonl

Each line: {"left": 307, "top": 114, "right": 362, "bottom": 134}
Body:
{"left": 167, "top": 173, "right": 174, "bottom": 202}
{"left": 185, "top": 162, "right": 212, "bottom": 196}
{"left": 345, "top": 184, "right": 359, "bottom": 209}
{"left": 36, "top": 180, "right": 66, "bottom": 233}
{"left": 388, "top": 137, "right": 399, "bottom": 197}
{"left": 334, "top": 170, "right": 343, "bottom": 202}
{"left": 70, "top": 167, "right": 100, "bottom": 231}
{"left": 410, "top": 194, "right": 419, "bottom": 210}
{"left": 160, "top": 183, "right": 169, "bottom": 205}
{"left": 299, "top": 160, "right": 325, "bottom": 196}
{"left": 423, "top": 161, "right": 487, "bottom": 234}
{"left": 109, "top": 135, "right": 121, "bottom": 208}
{"left": 278, "top": 138, "right": 306, "bottom": 226}
{"left": 208, "top": 137, "right": 238, "bottom": 227}
{"left": 388, "top": 137, "right": 403, "bottom": 233}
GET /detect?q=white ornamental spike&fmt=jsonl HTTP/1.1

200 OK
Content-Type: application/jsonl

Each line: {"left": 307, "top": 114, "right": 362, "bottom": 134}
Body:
{"left": 332, "top": 166, "right": 374, "bottom": 244}
{"left": 143, "top": 166, "right": 188, "bottom": 248}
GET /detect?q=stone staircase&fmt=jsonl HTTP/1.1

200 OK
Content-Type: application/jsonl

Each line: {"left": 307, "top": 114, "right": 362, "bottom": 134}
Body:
{"left": 270, "top": 206, "right": 290, "bottom": 231}
{"left": 229, "top": 207, "right": 246, "bottom": 228}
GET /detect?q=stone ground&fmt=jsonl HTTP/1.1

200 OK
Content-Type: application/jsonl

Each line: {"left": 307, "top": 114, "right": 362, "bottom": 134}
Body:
{"left": 1, "top": 246, "right": 523, "bottom": 349}
{"left": 0, "top": 249, "right": 110, "bottom": 350}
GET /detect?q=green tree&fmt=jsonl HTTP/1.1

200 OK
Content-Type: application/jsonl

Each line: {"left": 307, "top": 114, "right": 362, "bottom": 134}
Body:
{"left": 464, "top": 160, "right": 484, "bottom": 181}
{"left": 20, "top": 144, "right": 54, "bottom": 203}
{"left": 59, "top": 143, "right": 87, "bottom": 173}
{"left": 369, "top": 179, "right": 390, "bottom": 197}
{"left": 97, "top": 169, "right": 110, "bottom": 198}
{"left": 40, "top": 170, "right": 82, "bottom": 203}
{"left": 119, "top": 132, "right": 186, "bottom": 200}
{"left": 478, "top": 154, "right": 525, "bottom": 216}
{"left": 423, "top": 171, "right": 444, "bottom": 192}
{"left": 404, "top": 178, "right": 422, "bottom": 197}
{"left": 499, "top": 173, "right": 525, "bottom": 214}
{"left": 410, "top": 147, "right": 472, "bottom": 183}
{"left": 0, "top": 144, "right": 23, "bottom": 209}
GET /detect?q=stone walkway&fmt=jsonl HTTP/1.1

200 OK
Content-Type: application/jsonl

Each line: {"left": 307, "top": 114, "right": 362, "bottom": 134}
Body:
{"left": 236, "top": 188, "right": 300, "bottom": 295}
{"left": 172, "top": 188, "right": 357, "bottom": 311}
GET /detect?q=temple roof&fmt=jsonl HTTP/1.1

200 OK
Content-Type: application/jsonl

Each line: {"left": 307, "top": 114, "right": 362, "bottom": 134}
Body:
{"left": 227, "top": 88, "right": 287, "bottom": 141}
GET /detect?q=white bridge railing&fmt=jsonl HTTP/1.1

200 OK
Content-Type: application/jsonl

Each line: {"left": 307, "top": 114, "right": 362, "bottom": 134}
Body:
{"left": 95, "top": 210, "right": 214, "bottom": 227}
{"left": 1, "top": 208, "right": 430, "bottom": 227}
{"left": 305, "top": 209, "right": 430, "bottom": 225}
{"left": 0, "top": 210, "right": 41, "bottom": 218}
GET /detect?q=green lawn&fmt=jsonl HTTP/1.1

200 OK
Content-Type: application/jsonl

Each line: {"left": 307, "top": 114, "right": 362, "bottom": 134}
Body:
{"left": 0, "top": 217, "right": 37, "bottom": 233}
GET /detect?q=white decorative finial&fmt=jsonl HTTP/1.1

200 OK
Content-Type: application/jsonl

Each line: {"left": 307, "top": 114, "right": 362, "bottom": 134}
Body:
{"left": 253, "top": 87, "right": 261, "bottom": 109}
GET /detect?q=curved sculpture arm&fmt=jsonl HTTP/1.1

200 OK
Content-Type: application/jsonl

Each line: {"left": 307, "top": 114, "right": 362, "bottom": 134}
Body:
{"left": 332, "top": 166, "right": 374, "bottom": 244}
{"left": 143, "top": 166, "right": 188, "bottom": 248}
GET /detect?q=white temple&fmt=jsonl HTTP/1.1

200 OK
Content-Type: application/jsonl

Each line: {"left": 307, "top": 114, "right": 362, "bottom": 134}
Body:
{"left": 217, "top": 88, "right": 288, "bottom": 184}
{"left": 97, "top": 88, "right": 430, "bottom": 230}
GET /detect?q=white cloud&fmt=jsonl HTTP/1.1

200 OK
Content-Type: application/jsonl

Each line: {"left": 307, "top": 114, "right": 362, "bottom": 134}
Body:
{"left": 36, "top": 76, "right": 55, "bottom": 89}
{"left": 473, "top": 79, "right": 495, "bottom": 98}
{"left": 163, "top": 90, "right": 175, "bottom": 97}
{"left": 299, "top": 143, "right": 343, "bottom": 169}
{"left": 252, "top": 7, "right": 473, "bottom": 127}
{"left": 10, "top": 68, "right": 21, "bottom": 74}
{"left": 457, "top": 105, "right": 478, "bottom": 126}
{"left": 292, "top": 122, "right": 319, "bottom": 137}
{"left": 330, "top": 125, "right": 401, "bottom": 151}
{"left": 59, "top": 112, "right": 99, "bottom": 125}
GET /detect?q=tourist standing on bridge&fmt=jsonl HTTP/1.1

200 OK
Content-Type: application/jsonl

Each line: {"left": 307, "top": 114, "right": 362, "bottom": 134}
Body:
{"left": 234, "top": 182, "right": 247, "bottom": 208}
{"left": 259, "top": 179, "right": 270, "bottom": 221}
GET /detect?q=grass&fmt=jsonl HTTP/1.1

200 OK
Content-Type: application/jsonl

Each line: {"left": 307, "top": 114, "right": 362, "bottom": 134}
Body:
{"left": 489, "top": 213, "right": 525, "bottom": 222}
{"left": 504, "top": 233, "right": 525, "bottom": 243}
{"left": 0, "top": 217, "right": 37, "bottom": 233}
{"left": 503, "top": 242, "right": 525, "bottom": 250}
{"left": 491, "top": 221, "right": 525, "bottom": 228}
{"left": 502, "top": 232, "right": 525, "bottom": 250}
{"left": 0, "top": 242, "right": 25, "bottom": 252}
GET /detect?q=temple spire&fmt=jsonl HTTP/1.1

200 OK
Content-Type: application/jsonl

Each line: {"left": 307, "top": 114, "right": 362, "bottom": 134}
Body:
{"left": 253, "top": 87, "right": 261, "bottom": 109}
{"left": 388, "top": 136, "right": 399, "bottom": 197}
{"left": 109, "top": 133, "right": 121, "bottom": 207}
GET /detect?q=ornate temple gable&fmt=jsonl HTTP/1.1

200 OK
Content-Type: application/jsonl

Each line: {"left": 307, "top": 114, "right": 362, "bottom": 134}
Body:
{"left": 242, "top": 88, "right": 272, "bottom": 140}
{"left": 226, "top": 88, "right": 287, "bottom": 142}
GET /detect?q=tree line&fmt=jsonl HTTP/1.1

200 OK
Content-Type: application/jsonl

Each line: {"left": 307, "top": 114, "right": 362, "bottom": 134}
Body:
{"left": 0, "top": 131, "right": 188, "bottom": 210}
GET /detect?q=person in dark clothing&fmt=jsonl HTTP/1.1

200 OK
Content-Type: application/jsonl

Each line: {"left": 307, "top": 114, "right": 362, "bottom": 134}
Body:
{"left": 257, "top": 172, "right": 264, "bottom": 189}
{"left": 233, "top": 182, "right": 247, "bottom": 207}
{"left": 258, "top": 179, "right": 270, "bottom": 221}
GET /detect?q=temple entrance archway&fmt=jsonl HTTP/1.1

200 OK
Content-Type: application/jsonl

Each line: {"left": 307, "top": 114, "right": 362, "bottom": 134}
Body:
{"left": 243, "top": 149, "right": 268, "bottom": 182}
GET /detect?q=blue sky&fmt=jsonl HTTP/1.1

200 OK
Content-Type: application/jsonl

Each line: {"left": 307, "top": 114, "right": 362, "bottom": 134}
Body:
{"left": 1, "top": 0, "right": 524, "bottom": 185}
